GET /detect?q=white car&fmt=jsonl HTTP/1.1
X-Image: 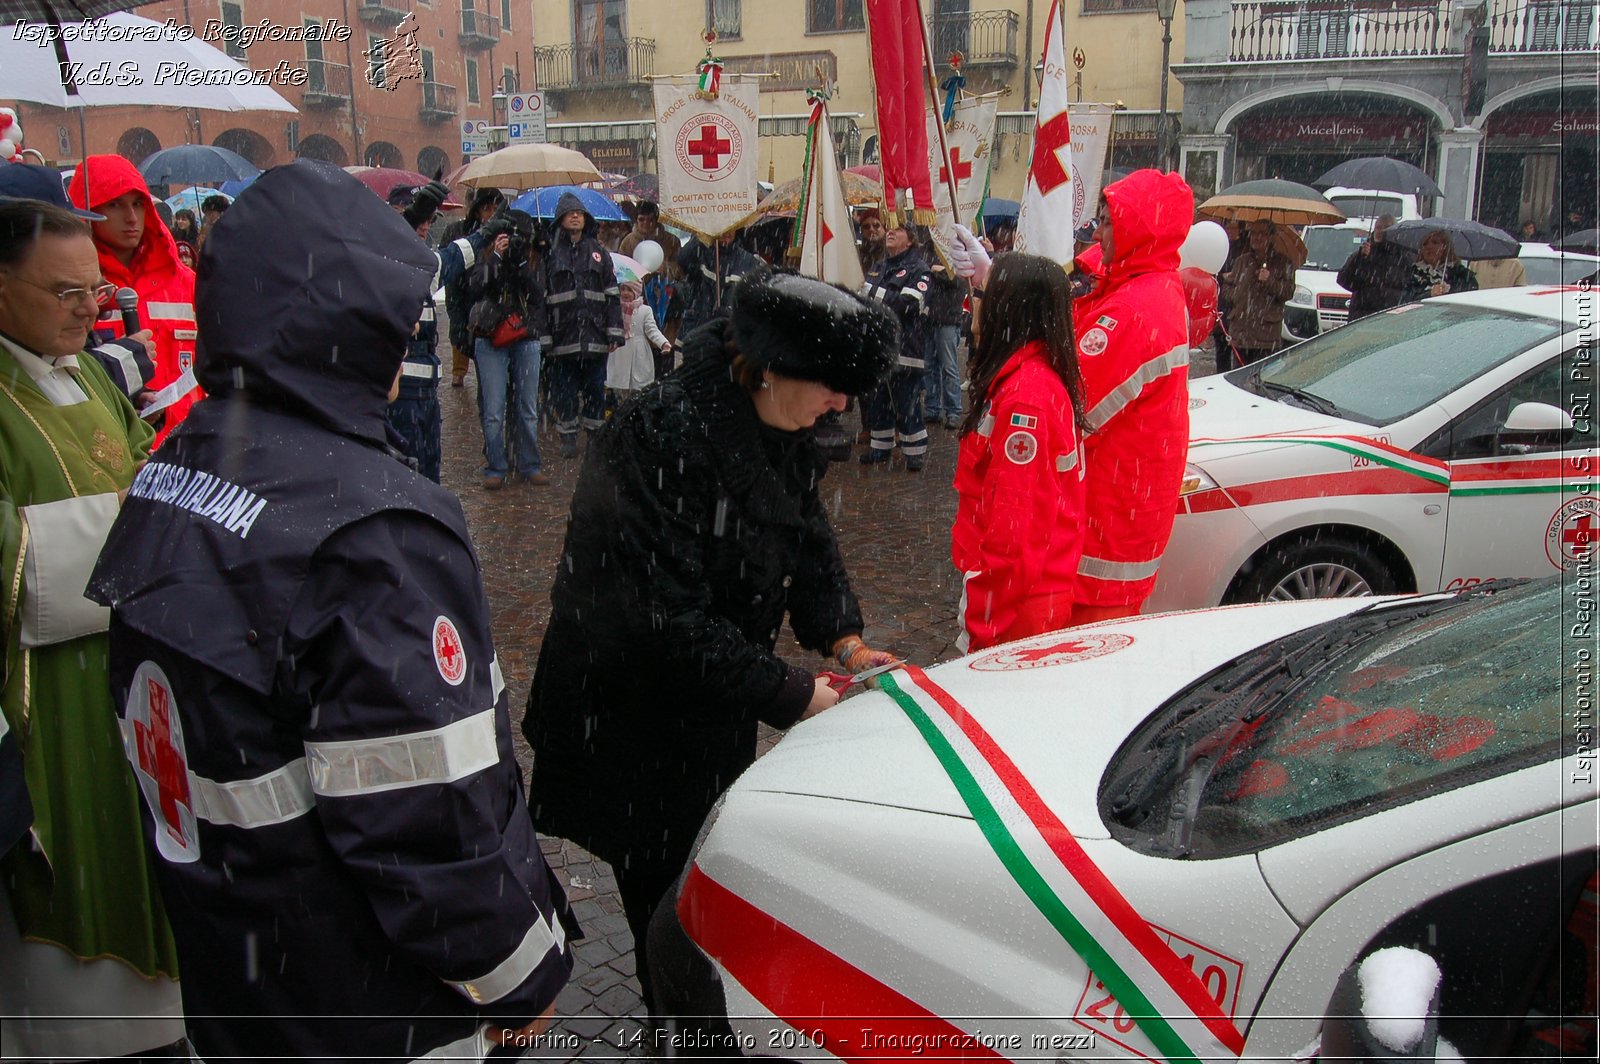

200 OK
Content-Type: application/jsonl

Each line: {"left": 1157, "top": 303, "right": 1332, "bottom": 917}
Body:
{"left": 1323, "top": 186, "right": 1424, "bottom": 231}
{"left": 652, "top": 579, "right": 1596, "bottom": 1061}
{"left": 1151, "top": 286, "right": 1596, "bottom": 613}
{"left": 1281, "top": 224, "right": 1369, "bottom": 344}
{"left": 1517, "top": 242, "right": 1600, "bottom": 286}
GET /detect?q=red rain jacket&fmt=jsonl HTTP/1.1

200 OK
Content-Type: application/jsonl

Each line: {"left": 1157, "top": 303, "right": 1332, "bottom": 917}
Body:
{"left": 1071, "top": 169, "right": 1193, "bottom": 608}
{"left": 952, "top": 341, "right": 1085, "bottom": 651}
{"left": 69, "top": 155, "right": 200, "bottom": 446}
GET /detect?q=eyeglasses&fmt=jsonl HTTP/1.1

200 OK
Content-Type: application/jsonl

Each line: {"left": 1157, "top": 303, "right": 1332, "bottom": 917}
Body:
{"left": 5, "top": 273, "right": 117, "bottom": 309}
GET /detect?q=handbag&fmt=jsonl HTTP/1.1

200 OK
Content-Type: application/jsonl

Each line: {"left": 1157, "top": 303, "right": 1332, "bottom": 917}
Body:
{"left": 489, "top": 310, "right": 529, "bottom": 348}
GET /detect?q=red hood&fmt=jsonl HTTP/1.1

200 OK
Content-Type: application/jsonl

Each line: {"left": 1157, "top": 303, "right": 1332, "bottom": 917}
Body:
{"left": 1100, "top": 169, "right": 1193, "bottom": 287}
{"left": 68, "top": 154, "right": 191, "bottom": 291}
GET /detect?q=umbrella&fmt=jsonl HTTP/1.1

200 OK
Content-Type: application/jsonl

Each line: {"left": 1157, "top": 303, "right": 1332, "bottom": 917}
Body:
{"left": 451, "top": 144, "right": 601, "bottom": 189}
{"left": 1314, "top": 157, "right": 1442, "bottom": 199}
{"left": 1554, "top": 229, "right": 1599, "bottom": 254}
{"left": 609, "top": 252, "right": 647, "bottom": 285}
{"left": 346, "top": 167, "right": 463, "bottom": 210}
{"left": 140, "top": 145, "right": 259, "bottom": 188}
{"left": 165, "top": 187, "right": 229, "bottom": 215}
{"left": 743, "top": 170, "right": 884, "bottom": 220}
{"left": 1198, "top": 179, "right": 1345, "bottom": 226}
{"left": 510, "top": 185, "right": 627, "bottom": 222}
{"left": 607, "top": 173, "right": 658, "bottom": 200}
{"left": 0, "top": 12, "right": 296, "bottom": 113}
{"left": 217, "top": 176, "right": 255, "bottom": 199}
{"left": 1386, "top": 219, "right": 1519, "bottom": 260}
{"left": 982, "top": 197, "right": 1020, "bottom": 220}
{"left": 1234, "top": 222, "right": 1309, "bottom": 268}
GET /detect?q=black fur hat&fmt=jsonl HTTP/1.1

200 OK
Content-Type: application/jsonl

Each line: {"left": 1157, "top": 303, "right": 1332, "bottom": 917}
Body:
{"left": 729, "top": 268, "right": 899, "bottom": 396}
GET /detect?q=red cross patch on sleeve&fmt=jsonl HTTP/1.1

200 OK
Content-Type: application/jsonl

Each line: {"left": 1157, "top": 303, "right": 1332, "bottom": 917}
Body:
{"left": 1004, "top": 430, "right": 1038, "bottom": 465}
{"left": 433, "top": 616, "right": 468, "bottom": 686}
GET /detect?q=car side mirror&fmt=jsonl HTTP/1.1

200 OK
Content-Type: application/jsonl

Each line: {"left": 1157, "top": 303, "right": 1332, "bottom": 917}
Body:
{"left": 1321, "top": 947, "right": 1444, "bottom": 1063}
{"left": 1503, "top": 401, "right": 1574, "bottom": 435}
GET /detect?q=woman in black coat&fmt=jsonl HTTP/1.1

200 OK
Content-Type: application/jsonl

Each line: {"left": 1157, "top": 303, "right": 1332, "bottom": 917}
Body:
{"left": 524, "top": 269, "right": 899, "bottom": 1007}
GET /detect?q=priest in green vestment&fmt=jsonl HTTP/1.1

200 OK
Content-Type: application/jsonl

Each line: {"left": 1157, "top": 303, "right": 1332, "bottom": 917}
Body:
{"left": 0, "top": 198, "right": 182, "bottom": 1057}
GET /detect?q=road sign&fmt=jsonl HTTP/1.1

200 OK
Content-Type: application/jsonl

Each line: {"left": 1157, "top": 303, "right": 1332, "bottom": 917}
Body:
{"left": 507, "top": 92, "right": 547, "bottom": 144}
{"left": 462, "top": 132, "right": 490, "bottom": 156}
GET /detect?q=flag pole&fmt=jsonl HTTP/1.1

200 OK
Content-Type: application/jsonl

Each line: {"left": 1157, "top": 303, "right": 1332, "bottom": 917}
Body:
{"left": 915, "top": 0, "right": 962, "bottom": 226}
{"left": 859, "top": 5, "right": 893, "bottom": 222}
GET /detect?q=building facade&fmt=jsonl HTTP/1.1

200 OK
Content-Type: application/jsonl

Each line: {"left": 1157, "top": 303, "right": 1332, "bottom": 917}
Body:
{"left": 1175, "top": 0, "right": 1598, "bottom": 228}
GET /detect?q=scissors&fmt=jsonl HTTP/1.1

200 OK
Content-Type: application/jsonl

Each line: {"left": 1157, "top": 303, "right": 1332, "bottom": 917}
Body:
{"left": 818, "top": 659, "right": 906, "bottom": 694}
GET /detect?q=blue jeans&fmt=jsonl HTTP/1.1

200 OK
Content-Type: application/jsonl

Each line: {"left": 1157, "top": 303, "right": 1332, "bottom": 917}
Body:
{"left": 924, "top": 325, "right": 962, "bottom": 421}
{"left": 475, "top": 337, "right": 542, "bottom": 477}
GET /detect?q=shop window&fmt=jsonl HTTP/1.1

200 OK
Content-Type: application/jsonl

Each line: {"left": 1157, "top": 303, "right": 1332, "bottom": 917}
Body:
{"left": 808, "top": 0, "right": 864, "bottom": 33}
{"left": 708, "top": 0, "right": 742, "bottom": 39}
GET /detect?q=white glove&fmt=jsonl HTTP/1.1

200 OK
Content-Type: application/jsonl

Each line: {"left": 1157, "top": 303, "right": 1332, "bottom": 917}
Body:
{"left": 951, "top": 223, "right": 992, "bottom": 288}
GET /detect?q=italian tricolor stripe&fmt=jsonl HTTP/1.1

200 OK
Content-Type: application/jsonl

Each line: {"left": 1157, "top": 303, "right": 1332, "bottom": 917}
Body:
{"left": 879, "top": 666, "right": 1244, "bottom": 1064}
{"left": 1191, "top": 434, "right": 1449, "bottom": 485}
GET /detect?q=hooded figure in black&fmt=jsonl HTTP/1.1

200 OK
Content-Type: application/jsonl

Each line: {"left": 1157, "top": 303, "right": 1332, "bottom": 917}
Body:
{"left": 524, "top": 268, "right": 901, "bottom": 1015}
{"left": 541, "top": 190, "right": 621, "bottom": 457}
{"left": 676, "top": 229, "right": 762, "bottom": 337}
{"left": 442, "top": 186, "right": 506, "bottom": 386}
{"left": 86, "top": 161, "right": 575, "bottom": 1062}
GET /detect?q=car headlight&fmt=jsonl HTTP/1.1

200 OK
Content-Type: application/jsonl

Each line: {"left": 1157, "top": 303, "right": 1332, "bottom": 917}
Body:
{"left": 1289, "top": 284, "right": 1315, "bottom": 306}
{"left": 1179, "top": 462, "right": 1218, "bottom": 496}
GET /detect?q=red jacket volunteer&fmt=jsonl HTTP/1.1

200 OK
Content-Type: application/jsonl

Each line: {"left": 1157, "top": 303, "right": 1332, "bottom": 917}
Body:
{"left": 1072, "top": 169, "right": 1193, "bottom": 617}
{"left": 69, "top": 155, "right": 200, "bottom": 446}
{"left": 953, "top": 340, "right": 1085, "bottom": 651}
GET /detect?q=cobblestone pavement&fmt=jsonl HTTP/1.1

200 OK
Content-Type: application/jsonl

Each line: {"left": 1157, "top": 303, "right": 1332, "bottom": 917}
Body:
{"left": 438, "top": 339, "right": 1218, "bottom": 1057}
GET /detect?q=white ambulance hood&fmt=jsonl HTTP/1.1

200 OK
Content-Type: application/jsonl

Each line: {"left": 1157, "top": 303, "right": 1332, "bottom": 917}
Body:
{"left": 1186, "top": 373, "right": 1358, "bottom": 464}
{"left": 731, "top": 598, "right": 1378, "bottom": 838}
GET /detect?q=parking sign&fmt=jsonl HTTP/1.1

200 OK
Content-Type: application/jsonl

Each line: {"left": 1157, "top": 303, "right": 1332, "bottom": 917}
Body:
{"left": 506, "top": 93, "right": 546, "bottom": 144}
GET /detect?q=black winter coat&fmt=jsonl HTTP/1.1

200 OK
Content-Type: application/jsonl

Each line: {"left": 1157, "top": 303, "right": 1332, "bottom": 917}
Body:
{"left": 542, "top": 193, "right": 622, "bottom": 357}
{"left": 1336, "top": 240, "right": 1415, "bottom": 319}
{"left": 676, "top": 236, "right": 762, "bottom": 337}
{"left": 468, "top": 246, "right": 548, "bottom": 348}
{"left": 524, "top": 321, "right": 864, "bottom": 870}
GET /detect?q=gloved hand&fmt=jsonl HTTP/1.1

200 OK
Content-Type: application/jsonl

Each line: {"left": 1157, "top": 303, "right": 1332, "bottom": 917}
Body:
{"left": 403, "top": 180, "right": 450, "bottom": 229}
{"left": 832, "top": 635, "right": 899, "bottom": 683}
{"left": 950, "top": 223, "right": 992, "bottom": 288}
{"left": 477, "top": 211, "right": 514, "bottom": 242}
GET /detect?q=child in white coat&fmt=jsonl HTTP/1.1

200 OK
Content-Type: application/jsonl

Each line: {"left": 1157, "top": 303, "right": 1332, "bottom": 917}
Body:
{"left": 606, "top": 279, "right": 671, "bottom": 401}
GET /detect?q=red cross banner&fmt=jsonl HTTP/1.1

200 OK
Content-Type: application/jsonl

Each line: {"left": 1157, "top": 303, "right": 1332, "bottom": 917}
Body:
{"left": 797, "top": 95, "right": 866, "bottom": 290}
{"left": 1015, "top": 0, "right": 1078, "bottom": 265}
{"left": 924, "top": 95, "right": 998, "bottom": 267}
{"left": 653, "top": 76, "right": 761, "bottom": 238}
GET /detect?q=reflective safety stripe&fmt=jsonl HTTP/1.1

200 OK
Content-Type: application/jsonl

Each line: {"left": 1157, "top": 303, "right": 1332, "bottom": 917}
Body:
{"left": 401, "top": 363, "right": 439, "bottom": 380}
{"left": 976, "top": 413, "right": 995, "bottom": 437}
{"left": 419, "top": 305, "right": 436, "bottom": 322}
{"left": 546, "top": 290, "right": 578, "bottom": 304}
{"left": 901, "top": 286, "right": 926, "bottom": 304}
{"left": 584, "top": 290, "right": 609, "bottom": 301}
{"left": 304, "top": 709, "right": 500, "bottom": 798}
{"left": 701, "top": 265, "right": 718, "bottom": 281}
{"left": 94, "top": 342, "right": 144, "bottom": 391}
{"left": 1078, "top": 553, "right": 1162, "bottom": 582}
{"left": 1084, "top": 343, "right": 1188, "bottom": 434}
{"left": 726, "top": 273, "right": 745, "bottom": 284}
{"left": 173, "top": 329, "right": 197, "bottom": 342}
{"left": 190, "top": 757, "right": 316, "bottom": 828}
{"left": 490, "top": 654, "right": 505, "bottom": 701}
{"left": 447, "top": 911, "right": 567, "bottom": 1005}
{"left": 451, "top": 238, "right": 475, "bottom": 273}
{"left": 1056, "top": 451, "right": 1079, "bottom": 473}
{"left": 600, "top": 287, "right": 618, "bottom": 297}
{"left": 145, "top": 301, "right": 195, "bottom": 320}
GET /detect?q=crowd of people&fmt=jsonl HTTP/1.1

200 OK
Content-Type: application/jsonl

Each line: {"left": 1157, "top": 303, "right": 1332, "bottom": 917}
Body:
{"left": 2, "top": 145, "right": 1586, "bottom": 1059}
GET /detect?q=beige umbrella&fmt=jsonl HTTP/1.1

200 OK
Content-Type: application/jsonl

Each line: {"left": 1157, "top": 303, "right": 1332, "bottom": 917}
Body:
{"left": 451, "top": 144, "right": 602, "bottom": 189}
{"left": 1198, "top": 179, "right": 1345, "bottom": 227}
{"left": 727, "top": 171, "right": 883, "bottom": 230}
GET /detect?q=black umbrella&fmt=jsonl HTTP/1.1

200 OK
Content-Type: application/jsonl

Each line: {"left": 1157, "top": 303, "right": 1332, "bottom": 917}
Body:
{"left": 1315, "top": 156, "right": 1443, "bottom": 199}
{"left": 1386, "top": 218, "right": 1519, "bottom": 260}
{"left": 139, "top": 145, "right": 261, "bottom": 189}
{"left": 1554, "top": 229, "right": 1599, "bottom": 254}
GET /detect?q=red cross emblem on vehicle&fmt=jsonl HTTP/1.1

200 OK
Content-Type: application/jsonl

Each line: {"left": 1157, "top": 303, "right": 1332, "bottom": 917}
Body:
{"left": 126, "top": 660, "right": 200, "bottom": 863}
{"left": 1546, "top": 499, "right": 1599, "bottom": 570}
{"left": 970, "top": 632, "right": 1135, "bottom": 671}
{"left": 434, "top": 615, "right": 468, "bottom": 686}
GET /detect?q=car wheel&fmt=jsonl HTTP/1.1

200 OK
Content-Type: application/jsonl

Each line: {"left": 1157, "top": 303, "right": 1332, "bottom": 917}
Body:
{"left": 1231, "top": 535, "right": 1399, "bottom": 603}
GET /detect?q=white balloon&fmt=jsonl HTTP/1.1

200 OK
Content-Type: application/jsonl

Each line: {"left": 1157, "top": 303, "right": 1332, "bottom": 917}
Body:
{"left": 0, "top": 141, "right": 16, "bottom": 159}
{"left": 1179, "top": 220, "right": 1230, "bottom": 274}
{"left": 633, "top": 239, "right": 665, "bottom": 274}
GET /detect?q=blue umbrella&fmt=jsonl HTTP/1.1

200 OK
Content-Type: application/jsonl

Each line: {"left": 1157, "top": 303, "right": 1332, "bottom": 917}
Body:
{"left": 981, "top": 197, "right": 1019, "bottom": 220}
{"left": 165, "top": 187, "right": 230, "bottom": 215}
{"left": 511, "top": 185, "right": 627, "bottom": 222}
{"left": 139, "top": 145, "right": 260, "bottom": 189}
{"left": 218, "top": 176, "right": 256, "bottom": 199}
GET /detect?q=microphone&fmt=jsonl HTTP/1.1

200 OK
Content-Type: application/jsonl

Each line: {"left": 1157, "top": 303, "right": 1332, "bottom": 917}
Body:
{"left": 115, "top": 288, "right": 141, "bottom": 336}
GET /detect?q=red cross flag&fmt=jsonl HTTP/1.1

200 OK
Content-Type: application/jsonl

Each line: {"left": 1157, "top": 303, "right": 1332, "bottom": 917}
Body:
{"left": 924, "top": 95, "right": 997, "bottom": 268}
{"left": 797, "top": 94, "right": 865, "bottom": 289}
{"left": 654, "top": 75, "right": 761, "bottom": 238}
{"left": 1015, "top": 0, "right": 1078, "bottom": 265}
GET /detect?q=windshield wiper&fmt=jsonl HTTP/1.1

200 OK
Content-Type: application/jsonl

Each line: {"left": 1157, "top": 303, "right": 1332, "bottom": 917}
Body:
{"left": 1260, "top": 379, "right": 1342, "bottom": 417}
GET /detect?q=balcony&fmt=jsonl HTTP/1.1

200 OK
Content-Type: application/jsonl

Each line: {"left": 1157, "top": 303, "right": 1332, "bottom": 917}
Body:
{"left": 928, "top": 10, "right": 1019, "bottom": 69}
{"left": 420, "top": 81, "right": 458, "bottom": 123}
{"left": 1229, "top": 0, "right": 1597, "bottom": 62}
{"left": 533, "top": 37, "right": 655, "bottom": 94}
{"left": 1487, "top": 0, "right": 1598, "bottom": 52}
{"left": 302, "top": 59, "right": 352, "bottom": 110}
{"left": 357, "top": 0, "right": 410, "bottom": 27}
{"left": 459, "top": 6, "right": 501, "bottom": 49}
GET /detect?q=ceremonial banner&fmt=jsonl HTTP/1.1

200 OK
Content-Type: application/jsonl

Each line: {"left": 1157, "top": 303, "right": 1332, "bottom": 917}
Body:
{"left": 865, "top": 0, "right": 935, "bottom": 221}
{"left": 1066, "top": 103, "right": 1116, "bottom": 234}
{"left": 925, "top": 96, "right": 998, "bottom": 264}
{"left": 797, "top": 96, "right": 865, "bottom": 290}
{"left": 653, "top": 76, "right": 760, "bottom": 238}
{"left": 1015, "top": 0, "right": 1076, "bottom": 265}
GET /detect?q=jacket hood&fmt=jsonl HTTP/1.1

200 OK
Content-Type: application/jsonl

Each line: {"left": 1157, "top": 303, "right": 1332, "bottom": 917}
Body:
{"left": 1101, "top": 168, "right": 1193, "bottom": 284}
{"left": 551, "top": 191, "right": 596, "bottom": 238}
{"left": 192, "top": 160, "right": 437, "bottom": 444}
{"left": 464, "top": 186, "right": 504, "bottom": 234}
{"left": 68, "top": 153, "right": 191, "bottom": 291}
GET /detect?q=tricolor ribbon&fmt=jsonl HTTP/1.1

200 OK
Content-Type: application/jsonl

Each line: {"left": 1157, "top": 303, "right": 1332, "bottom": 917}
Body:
{"left": 791, "top": 89, "right": 828, "bottom": 252}
{"left": 879, "top": 665, "right": 1246, "bottom": 1064}
{"left": 696, "top": 54, "right": 723, "bottom": 97}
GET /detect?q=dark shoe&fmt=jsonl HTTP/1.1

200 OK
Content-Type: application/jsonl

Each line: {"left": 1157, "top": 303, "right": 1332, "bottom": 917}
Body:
{"left": 859, "top": 448, "right": 891, "bottom": 465}
{"left": 559, "top": 435, "right": 579, "bottom": 459}
{"left": 482, "top": 474, "right": 504, "bottom": 490}
{"left": 944, "top": 416, "right": 962, "bottom": 430}
{"left": 523, "top": 471, "right": 551, "bottom": 486}
{"left": 905, "top": 454, "right": 926, "bottom": 472}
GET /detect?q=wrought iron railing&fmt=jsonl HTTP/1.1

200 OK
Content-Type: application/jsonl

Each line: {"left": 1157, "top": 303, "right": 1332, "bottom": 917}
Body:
{"left": 303, "top": 59, "right": 352, "bottom": 105}
{"left": 1229, "top": 1, "right": 1453, "bottom": 61}
{"left": 1487, "top": 0, "right": 1598, "bottom": 51}
{"left": 356, "top": 0, "right": 411, "bottom": 26}
{"left": 533, "top": 38, "right": 656, "bottom": 90}
{"left": 459, "top": 5, "right": 501, "bottom": 46}
{"left": 420, "top": 81, "right": 458, "bottom": 120}
{"left": 929, "top": 10, "right": 1020, "bottom": 67}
